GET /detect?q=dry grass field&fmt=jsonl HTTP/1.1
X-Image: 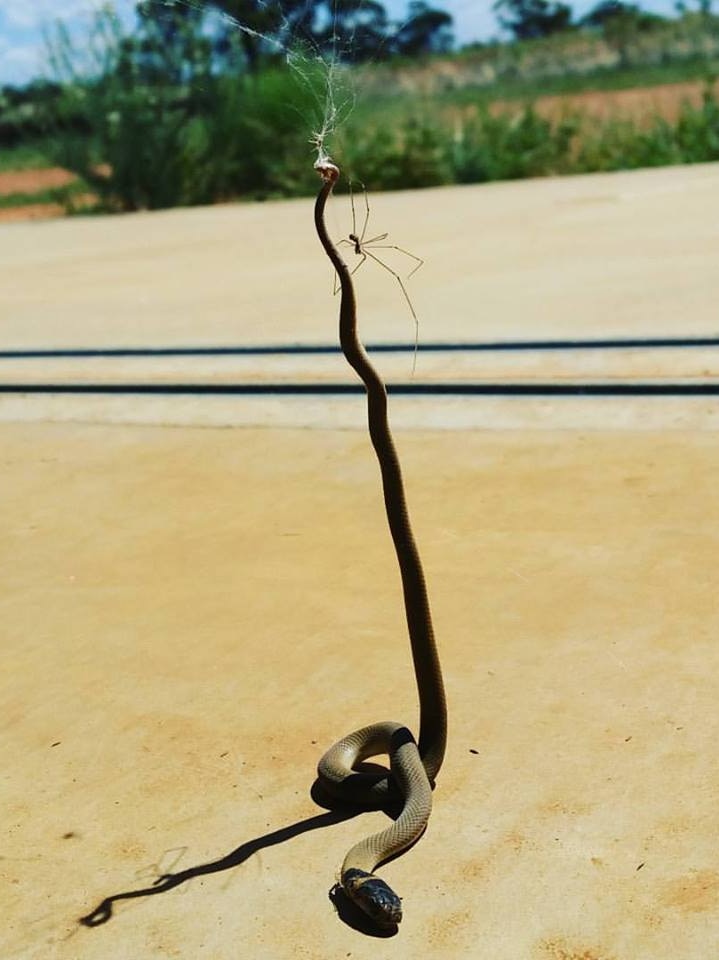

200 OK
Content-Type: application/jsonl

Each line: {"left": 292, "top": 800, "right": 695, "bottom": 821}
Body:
{"left": 503, "top": 77, "right": 719, "bottom": 123}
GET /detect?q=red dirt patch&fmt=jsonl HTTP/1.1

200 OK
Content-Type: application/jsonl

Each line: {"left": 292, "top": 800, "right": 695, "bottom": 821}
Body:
{"left": 0, "top": 203, "right": 66, "bottom": 224}
{"left": 0, "top": 167, "right": 75, "bottom": 197}
{"left": 500, "top": 79, "right": 719, "bottom": 124}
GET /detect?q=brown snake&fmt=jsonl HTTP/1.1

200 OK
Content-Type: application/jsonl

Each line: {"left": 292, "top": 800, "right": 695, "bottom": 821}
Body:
{"left": 313, "top": 160, "right": 447, "bottom": 928}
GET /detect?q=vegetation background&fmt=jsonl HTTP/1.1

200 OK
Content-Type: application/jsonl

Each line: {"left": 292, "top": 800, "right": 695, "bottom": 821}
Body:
{"left": 0, "top": 0, "right": 718, "bottom": 215}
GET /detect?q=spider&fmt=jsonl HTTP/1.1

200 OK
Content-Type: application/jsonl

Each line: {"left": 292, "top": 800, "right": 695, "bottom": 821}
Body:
{"left": 334, "top": 183, "right": 424, "bottom": 341}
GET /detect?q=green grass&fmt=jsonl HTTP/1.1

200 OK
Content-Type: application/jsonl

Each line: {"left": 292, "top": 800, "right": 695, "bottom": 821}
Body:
{"left": 34, "top": 77, "right": 719, "bottom": 208}
{"left": 348, "top": 58, "right": 719, "bottom": 132}
{"left": 0, "top": 181, "right": 86, "bottom": 210}
{"left": 2, "top": 16, "right": 718, "bottom": 211}
{"left": 334, "top": 80, "right": 719, "bottom": 189}
{"left": 447, "top": 57, "right": 719, "bottom": 104}
{"left": 3, "top": 77, "right": 718, "bottom": 210}
{"left": 0, "top": 140, "right": 55, "bottom": 172}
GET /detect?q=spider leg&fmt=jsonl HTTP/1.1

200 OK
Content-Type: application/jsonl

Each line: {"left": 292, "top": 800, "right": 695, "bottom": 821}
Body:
{"left": 333, "top": 251, "right": 366, "bottom": 295}
{"left": 349, "top": 182, "right": 357, "bottom": 239}
{"left": 366, "top": 244, "right": 424, "bottom": 279}
{"left": 364, "top": 249, "right": 420, "bottom": 372}
{"left": 365, "top": 251, "right": 417, "bottom": 322}
{"left": 333, "top": 238, "right": 354, "bottom": 295}
{"left": 358, "top": 182, "right": 370, "bottom": 244}
{"left": 363, "top": 232, "right": 389, "bottom": 245}
{"left": 350, "top": 252, "right": 367, "bottom": 277}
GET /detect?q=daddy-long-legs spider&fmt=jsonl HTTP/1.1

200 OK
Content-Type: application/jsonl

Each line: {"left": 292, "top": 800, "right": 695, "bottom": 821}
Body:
{"left": 334, "top": 184, "right": 424, "bottom": 353}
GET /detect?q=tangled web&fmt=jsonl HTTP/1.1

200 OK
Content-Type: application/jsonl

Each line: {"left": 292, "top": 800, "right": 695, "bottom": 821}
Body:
{"left": 138, "top": 0, "right": 414, "bottom": 167}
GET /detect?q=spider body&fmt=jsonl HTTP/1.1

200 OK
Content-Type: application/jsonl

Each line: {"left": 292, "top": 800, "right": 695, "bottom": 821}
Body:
{"left": 335, "top": 185, "right": 423, "bottom": 336}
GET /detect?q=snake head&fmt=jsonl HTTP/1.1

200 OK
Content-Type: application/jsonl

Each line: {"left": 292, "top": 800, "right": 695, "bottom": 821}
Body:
{"left": 342, "top": 868, "right": 402, "bottom": 928}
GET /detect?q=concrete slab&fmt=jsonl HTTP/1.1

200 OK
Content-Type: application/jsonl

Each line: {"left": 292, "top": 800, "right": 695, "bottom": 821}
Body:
{"left": 1, "top": 164, "right": 718, "bottom": 959}
{"left": 2, "top": 422, "right": 717, "bottom": 960}
{"left": 1, "top": 343, "right": 719, "bottom": 385}
{"left": 1, "top": 162, "right": 718, "bottom": 352}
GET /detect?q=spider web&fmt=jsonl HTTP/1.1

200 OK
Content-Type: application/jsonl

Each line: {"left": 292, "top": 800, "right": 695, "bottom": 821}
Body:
{"left": 49, "top": 0, "right": 428, "bottom": 351}
{"left": 134, "top": 0, "right": 412, "bottom": 168}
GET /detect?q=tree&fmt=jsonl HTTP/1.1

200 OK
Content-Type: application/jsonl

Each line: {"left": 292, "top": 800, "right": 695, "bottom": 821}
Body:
{"left": 169, "top": 0, "right": 454, "bottom": 67}
{"left": 315, "top": 0, "right": 454, "bottom": 60}
{"left": 132, "top": 1, "right": 212, "bottom": 85}
{"left": 580, "top": 1, "right": 636, "bottom": 27}
{"left": 579, "top": 2, "right": 665, "bottom": 65}
{"left": 204, "top": 0, "right": 318, "bottom": 70}
{"left": 580, "top": 1, "right": 665, "bottom": 29}
{"left": 675, "top": 0, "right": 713, "bottom": 13}
{"left": 492, "top": 0, "right": 572, "bottom": 39}
{"left": 314, "top": 0, "right": 393, "bottom": 62}
{"left": 392, "top": 1, "right": 454, "bottom": 55}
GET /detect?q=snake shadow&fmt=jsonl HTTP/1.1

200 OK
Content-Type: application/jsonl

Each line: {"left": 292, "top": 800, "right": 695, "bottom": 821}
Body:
{"left": 79, "top": 780, "right": 401, "bottom": 938}
{"left": 78, "top": 807, "right": 352, "bottom": 927}
{"left": 311, "top": 773, "right": 415, "bottom": 939}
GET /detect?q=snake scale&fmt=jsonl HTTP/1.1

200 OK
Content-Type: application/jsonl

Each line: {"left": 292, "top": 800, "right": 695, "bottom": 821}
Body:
{"left": 313, "top": 160, "right": 448, "bottom": 928}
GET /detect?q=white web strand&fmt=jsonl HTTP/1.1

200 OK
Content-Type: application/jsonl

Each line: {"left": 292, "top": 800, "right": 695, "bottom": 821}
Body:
{"left": 55, "top": 0, "right": 443, "bottom": 167}
{"left": 144, "top": 0, "right": 365, "bottom": 164}
{"left": 134, "top": 0, "right": 426, "bottom": 353}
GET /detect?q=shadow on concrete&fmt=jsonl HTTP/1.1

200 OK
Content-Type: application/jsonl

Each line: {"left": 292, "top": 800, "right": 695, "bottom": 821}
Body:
{"left": 80, "top": 770, "right": 412, "bottom": 937}
{"left": 79, "top": 808, "right": 356, "bottom": 929}
{"left": 328, "top": 883, "right": 398, "bottom": 938}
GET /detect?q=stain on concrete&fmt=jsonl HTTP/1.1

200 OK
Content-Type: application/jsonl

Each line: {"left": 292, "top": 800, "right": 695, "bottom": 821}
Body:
{"left": 458, "top": 857, "right": 488, "bottom": 883}
{"left": 538, "top": 797, "right": 595, "bottom": 818}
{"left": 427, "top": 909, "right": 472, "bottom": 948}
{"left": 660, "top": 869, "right": 719, "bottom": 914}
{"left": 538, "top": 938, "right": 617, "bottom": 960}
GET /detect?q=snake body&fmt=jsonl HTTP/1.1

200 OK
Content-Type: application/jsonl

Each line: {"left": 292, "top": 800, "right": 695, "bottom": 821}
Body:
{"left": 313, "top": 161, "right": 447, "bottom": 928}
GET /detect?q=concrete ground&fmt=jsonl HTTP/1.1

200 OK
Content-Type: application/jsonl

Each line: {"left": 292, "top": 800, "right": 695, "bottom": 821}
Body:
{"left": 1, "top": 162, "right": 718, "bottom": 960}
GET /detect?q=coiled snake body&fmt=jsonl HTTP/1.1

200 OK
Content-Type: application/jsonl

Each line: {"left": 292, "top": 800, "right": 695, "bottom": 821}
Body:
{"left": 313, "top": 161, "right": 447, "bottom": 928}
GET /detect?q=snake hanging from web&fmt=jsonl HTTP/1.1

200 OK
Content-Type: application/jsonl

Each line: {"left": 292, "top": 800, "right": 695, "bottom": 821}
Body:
{"left": 313, "top": 160, "right": 448, "bottom": 929}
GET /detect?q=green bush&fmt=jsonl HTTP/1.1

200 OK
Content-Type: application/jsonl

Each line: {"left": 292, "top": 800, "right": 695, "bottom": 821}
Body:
{"left": 336, "top": 104, "right": 576, "bottom": 191}
{"left": 46, "top": 77, "right": 719, "bottom": 207}
{"left": 674, "top": 83, "right": 719, "bottom": 161}
{"left": 39, "top": 3, "right": 719, "bottom": 211}
{"left": 21, "top": 1, "right": 719, "bottom": 213}
{"left": 450, "top": 105, "right": 577, "bottom": 182}
{"left": 338, "top": 115, "right": 452, "bottom": 190}
{"left": 45, "top": 5, "right": 329, "bottom": 211}
{"left": 195, "top": 69, "right": 326, "bottom": 200}
{"left": 576, "top": 114, "right": 679, "bottom": 170}
{"left": 576, "top": 80, "right": 719, "bottom": 171}
{"left": 51, "top": 83, "right": 194, "bottom": 211}
{"left": 49, "top": 68, "right": 332, "bottom": 211}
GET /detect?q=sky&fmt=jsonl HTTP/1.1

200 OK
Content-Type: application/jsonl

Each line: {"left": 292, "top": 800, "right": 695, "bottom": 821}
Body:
{"left": 0, "top": 0, "right": 692, "bottom": 87}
